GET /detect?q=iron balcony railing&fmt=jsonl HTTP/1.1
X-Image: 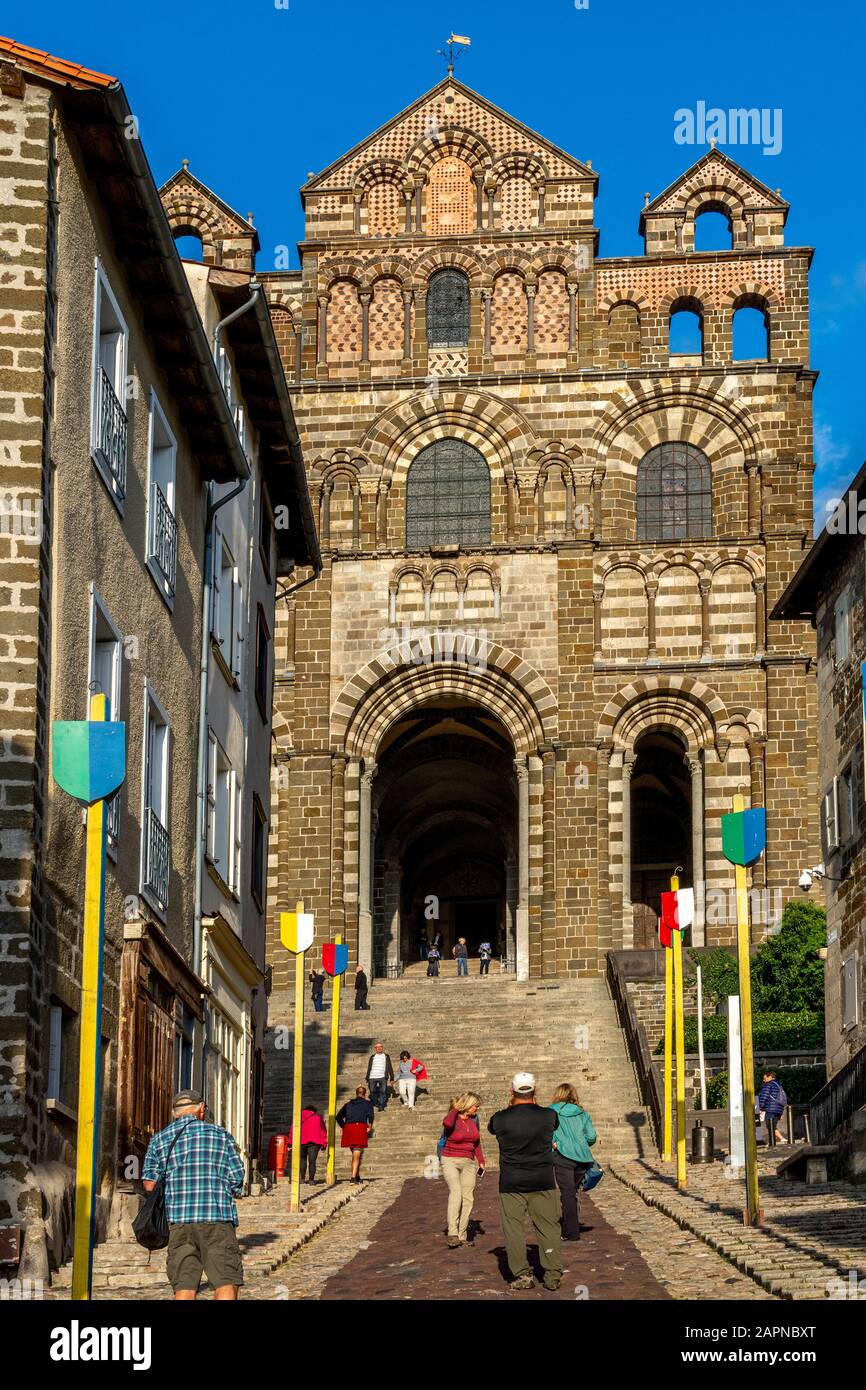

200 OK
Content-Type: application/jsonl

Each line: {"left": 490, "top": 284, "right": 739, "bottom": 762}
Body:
{"left": 95, "top": 367, "right": 128, "bottom": 499}
{"left": 810, "top": 1039, "right": 866, "bottom": 1145}
{"left": 144, "top": 806, "right": 170, "bottom": 912}
{"left": 149, "top": 482, "right": 178, "bottom": 596}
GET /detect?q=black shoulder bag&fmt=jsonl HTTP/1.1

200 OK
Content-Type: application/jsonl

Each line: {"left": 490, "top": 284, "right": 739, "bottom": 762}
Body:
{"left": 132, "top": 1122, "right": 192, "bottom": 1250}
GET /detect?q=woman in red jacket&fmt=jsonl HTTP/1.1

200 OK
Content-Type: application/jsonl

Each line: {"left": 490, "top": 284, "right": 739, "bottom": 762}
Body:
{"left": 288, "top": 1104, "right": 328, "bottom": 1184}
{"left": 441, "top": 1092, "right": 485, "bottom": 1248}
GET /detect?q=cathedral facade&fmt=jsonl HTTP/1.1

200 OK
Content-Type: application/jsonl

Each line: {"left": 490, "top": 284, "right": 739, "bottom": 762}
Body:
{"left": 164, "top": 77, "right": 819, "bottom": 983}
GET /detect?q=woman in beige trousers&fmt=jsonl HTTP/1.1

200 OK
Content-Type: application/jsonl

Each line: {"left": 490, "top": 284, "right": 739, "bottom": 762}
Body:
{"left": 440, "top": 1093, "right": 485, "bottom": 1248}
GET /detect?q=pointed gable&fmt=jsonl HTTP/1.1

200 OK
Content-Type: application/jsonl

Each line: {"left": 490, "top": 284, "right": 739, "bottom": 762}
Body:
{"left": 304, "top": 77, "right": 594, "bottom": 194}
{"left": 640, "top": 149, "right": 788, "bottom": 254}
{"left": 159, "top": 165, "right": 259, "bottom": 270}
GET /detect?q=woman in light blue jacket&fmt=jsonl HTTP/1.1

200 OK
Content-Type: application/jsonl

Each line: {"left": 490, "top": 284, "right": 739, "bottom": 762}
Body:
{"left": 550, "top": 1083, "right": 597, "bottom": 1241}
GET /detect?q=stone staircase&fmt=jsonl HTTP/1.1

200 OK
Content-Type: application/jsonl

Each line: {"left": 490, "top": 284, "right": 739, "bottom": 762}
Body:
{"left": 263, "top": 971, "right": 652, "bottom": 1180}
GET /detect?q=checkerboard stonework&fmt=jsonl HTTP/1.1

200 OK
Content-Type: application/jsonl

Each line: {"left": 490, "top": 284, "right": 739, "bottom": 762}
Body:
{"left": 158, "top": 75, "right": 818, "bottom": 988}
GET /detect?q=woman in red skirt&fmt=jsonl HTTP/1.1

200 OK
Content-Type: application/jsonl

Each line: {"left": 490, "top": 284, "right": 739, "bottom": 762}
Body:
{"left": 336, "top": 1085, "right": 375, "bottom": 1183}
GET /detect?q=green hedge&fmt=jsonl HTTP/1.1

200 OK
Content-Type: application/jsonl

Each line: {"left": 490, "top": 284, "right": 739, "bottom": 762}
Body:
{"left": 705, "top": 1065, "right": 826, "bottom": 1110}
{"left": 653, "top": 1010, "right": 824, "bottom": 1055}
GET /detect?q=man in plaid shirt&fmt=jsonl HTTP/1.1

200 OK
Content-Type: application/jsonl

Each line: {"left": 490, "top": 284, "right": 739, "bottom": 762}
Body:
{"left": 142, "top": 1089, "right": 246, "bottom": 1300}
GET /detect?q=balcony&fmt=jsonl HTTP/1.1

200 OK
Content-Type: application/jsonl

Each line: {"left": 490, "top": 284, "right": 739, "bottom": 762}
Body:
{"left": 106, "top": 791, "right": 120, "bottom": 853}
{"left": 94, "top": 366, "right": 128, "bottom": 501}
{"left": 148, "top": 482, "right": 178, "bottom": 598}
{"left": 143, "top": 806, "right": 170, "bottom": 913}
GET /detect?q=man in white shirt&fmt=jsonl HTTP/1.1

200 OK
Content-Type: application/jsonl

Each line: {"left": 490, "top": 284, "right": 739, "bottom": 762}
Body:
{"left": 365, "top": 1042, "right": 394, "bottom": 1112}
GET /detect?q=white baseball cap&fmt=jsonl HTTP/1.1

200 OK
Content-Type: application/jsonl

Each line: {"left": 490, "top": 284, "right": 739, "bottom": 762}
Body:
{"left": 511, "top": 1071, "right": 536, "bottom": 1095}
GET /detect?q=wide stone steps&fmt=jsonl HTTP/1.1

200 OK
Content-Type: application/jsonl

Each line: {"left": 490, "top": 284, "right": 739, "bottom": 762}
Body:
{"left": 263, "top": 976, "right": 648, "bottom": 1173}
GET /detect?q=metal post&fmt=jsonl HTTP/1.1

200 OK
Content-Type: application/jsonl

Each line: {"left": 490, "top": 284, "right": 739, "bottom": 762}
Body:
{"left": 289, "top": 899, "right": 305, "bottom": 1215}
{"left": 672, "top": 872, "right": 687, "bottom": 1190}
{"left": 732, "top": 794, "right": 762, "bottom": 1225}
{"left": 326, "top": 932, "right": 343, "bottom": 1186}
{"left": 696, "top": 964, "right": 708, "bottom": 1111}
{"left": 71, "top": 694, "right": 109, "bottom": 1301}
{"left": 663, "top": 946, "right": 673, "bottom": 1162}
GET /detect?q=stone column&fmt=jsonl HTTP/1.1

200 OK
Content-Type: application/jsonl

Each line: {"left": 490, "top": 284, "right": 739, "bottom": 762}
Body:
{"left": 403, "top": 190, "right": 413, "bottom": 233}
{"left": 514, "top": 754, "right": 530, "bottom": 980}
{"left": 540, "top": 744, "right": 557, "bottom": 978}
{"left": 591, "top": 467, "right": 605, "bottom": 539}
{"left": 621, "top": 753, "right": 636, "bottom": 947}
{"left": 414, "top": 182, "right": 422, "bottom": 231}
{"left": 525, "top": 283, "right": 536, "bottom": 357}
{"left": 753, "top": 577, "right": 767, "bottom": 657}
{"left": 592, "top": 584, "right": 604, "bottom": 660}
{"left": 353, "top": 194, "right": 362, "bottom": 234}
{"left": 401, "top": 289, "right": 414, "bottom": 366}
{"left": 317, "top": 293, "right": 329, "bottom": 366}
{"left": 746, "top": 463, "right": 762, "bottom": 536}
{"left": 689, "top": 754, "right": 705, "bottom": 945}
{"left": 357, "top": 760, "right": 377, "bottom": 973}
{"left": 506, "top": 472, "right": 516, "bottom": 541}
{"left": 536, "top": 472, "right": 546, "bottom": 540}
{"left": 359, "top": 290, "right": 371, "bottom": 366}
{"left": 294, "top": 323, "right": 303, "bottom": 383}
{"left": 596, "top": 745, "right": 612, "bottom": 955}
{"left": 330, "top": 753, "right": 347, "bottom": 936}
{"left": 376, "top": 479, "right": 390, "bottom": 548}
{"left": 646, "top": 580, "right": 658, "bottom": 659}
{"left": 482, "top": 287, "right": 492, "bottom": 358}
{"left": 351, "top": 482, "right": 361, "bottom": 550}
{"left": 505, "top": 856, "right": 518, "bottom": 971}
{"left": 699, "top": 577, "right": 712, "bottom": 658}
{"left": 537, "top": 186, "right": 546, "bottom": 227}
{"left": 567, "top": 282, "right": 578, "bottom": 352}
{"left": 320, "top": 480, "right": 333, "bottom": 550}
{"left": 474, "top": 175, "right": 485, "bottom": 229}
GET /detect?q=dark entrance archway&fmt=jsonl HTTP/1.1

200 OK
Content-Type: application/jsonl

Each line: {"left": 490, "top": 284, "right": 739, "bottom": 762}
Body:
{"left": 371, "top": 700, "right": 516, "bottom": 973}
{"left": 629, "top": 730, "right": 692, "bottom": 949}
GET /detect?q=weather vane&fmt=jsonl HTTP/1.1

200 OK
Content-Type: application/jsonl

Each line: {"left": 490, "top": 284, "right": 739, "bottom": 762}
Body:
{"left": 438, "top": 32, "right": 471, "bottom": 77}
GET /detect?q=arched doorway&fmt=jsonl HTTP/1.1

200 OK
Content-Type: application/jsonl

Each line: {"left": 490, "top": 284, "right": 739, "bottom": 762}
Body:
{"left": 371, "top": 700, "right": 516, "bottom": 973}
{"left": 629, "top": 730, "right": 692, "bottom": 948}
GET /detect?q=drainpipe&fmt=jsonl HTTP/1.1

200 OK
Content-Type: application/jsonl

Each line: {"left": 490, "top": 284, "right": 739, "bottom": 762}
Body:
{"left": 193, "top": 287, "right": 260, "bottom": 1101}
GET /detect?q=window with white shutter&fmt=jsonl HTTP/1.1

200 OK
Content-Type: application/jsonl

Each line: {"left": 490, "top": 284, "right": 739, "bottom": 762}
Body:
{"left": 821, "top": 780, "right": 840, "bottom": 858}
{"left": 842, "top": 955, "right": 859, "bottom": 1030}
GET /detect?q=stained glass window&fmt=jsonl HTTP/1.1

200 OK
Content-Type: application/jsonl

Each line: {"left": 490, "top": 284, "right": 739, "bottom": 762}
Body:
{"left": 426, "top": 269, "right": 470, "bottom": 347}
{"left": 636, "top": 442, "right": 712, "bottom": 542}
{"left": 406, "top": 439, "right": 490, "bottom": 549}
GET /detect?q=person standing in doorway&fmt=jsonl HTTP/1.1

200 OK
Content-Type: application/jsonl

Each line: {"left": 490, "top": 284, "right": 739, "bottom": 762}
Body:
{"left": 487, "top": 1072, "right": 562, "bottom": 1292}
{"left": 366, "top": 1042, "right": 394, "bottom": 1112}
{"left": 310, "top": 968, "right": 326, "bottom": 1013}
{"left": 478, "top": 940, "right": 493, "bottom": 976}
{"left": 549, "top": 1083, "right": 597, "bottom": 1241}
{"left": 336, "top": 1086, "right": 375, "bottom": 1184}
{"left": 453, "top": 937, "right": 469, "bottom": 977}
{"left": 354, "top": 964, "right": 370, "bottom": 1011}
{"left": 441, "top": 1093, "right": 485, "bottom": 1248}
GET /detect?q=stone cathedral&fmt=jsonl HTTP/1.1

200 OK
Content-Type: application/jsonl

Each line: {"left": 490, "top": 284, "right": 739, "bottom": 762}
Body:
{"left": 161, "top": 76, "right": 818, "bottom": 985}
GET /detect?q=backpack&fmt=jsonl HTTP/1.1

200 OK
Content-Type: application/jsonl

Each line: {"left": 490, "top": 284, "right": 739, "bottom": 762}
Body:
{"left": 132, "top": 1121, "right": 192, "bottom": 1250}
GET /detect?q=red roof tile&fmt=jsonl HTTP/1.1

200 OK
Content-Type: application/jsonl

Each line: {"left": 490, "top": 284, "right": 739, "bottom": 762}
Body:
{"left": 0, "top": 35, "right": 116, "bottom": 89}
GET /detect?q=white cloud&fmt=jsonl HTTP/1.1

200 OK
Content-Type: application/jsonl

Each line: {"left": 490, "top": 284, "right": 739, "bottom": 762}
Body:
{"left": 813, "top": 418, "right": 852, "bottom": 534}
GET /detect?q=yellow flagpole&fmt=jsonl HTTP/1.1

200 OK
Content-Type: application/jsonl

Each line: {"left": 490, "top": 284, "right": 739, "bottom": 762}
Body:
{"left": 326, "top": 933, "right": 343, "bottom": 1186}
{"left": 663, "top": 945, "right": 673, "bottom": 1162}
{"left": 71, "top": 693, "right": 108, "bottom": 1301}
{"left": 733, "top": 794, "right": 762, "bottom": 1225}
{"left": 671, "top": 871, "right": 687, "bottom": 1191}
{"left": 289, "top": 899, "right": 305, "bottom": 1215}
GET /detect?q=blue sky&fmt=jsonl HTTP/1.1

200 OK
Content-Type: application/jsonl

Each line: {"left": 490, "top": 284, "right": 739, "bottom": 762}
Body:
{"left": 8, "top": 0, "right": 865, "bottom": 528}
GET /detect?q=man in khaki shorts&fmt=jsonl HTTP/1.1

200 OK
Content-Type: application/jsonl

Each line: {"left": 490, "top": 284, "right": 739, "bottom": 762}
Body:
{"left": 142, "top": 1089, "right": 246, "bottom": 1300}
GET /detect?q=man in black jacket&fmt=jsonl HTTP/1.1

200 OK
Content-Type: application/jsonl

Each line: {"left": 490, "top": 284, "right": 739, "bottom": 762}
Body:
{"left": 354, "top": 965, "right": 370, "bottom": 1011}
{"left": 366, "top": 1042, "right": 394, "bottom": 1111}
{"left": 488, "top": 1072, "right": 562, "bottom": 1292}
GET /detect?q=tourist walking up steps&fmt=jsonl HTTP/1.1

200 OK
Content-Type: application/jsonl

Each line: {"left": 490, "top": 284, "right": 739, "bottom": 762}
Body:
{"left": 478, "top": 941, "right": 493, "bottom": 976}
{"left": 441, "top": 1093, "right": 485, "bottom": 1248}
{"left": 366, "top": 1042, "right": 394, "bottom": 1111}
{"left": 549, "top": 1084, "right": 597, "bottom": 1241}
{"left": 310, "top": 968, "right": 326, "bottom": 1013}
{"left": 288, "top": 1104, "right": 329, "bottom": 1184}
{"left": 758, "top": 1070, "right": 788, "bottom": 1146}
{"left": 141, "top": 1089, "right": 245, "bottom": 1301}
{"left": 453, "top": 937, "right": 469, "bottom": 976}
{"left": 488, "top": 1072, "right": 562, "bottom": 1292}
{"left": 336, "top": 1086, "right": 375, "bottom": 1184}
{"left": 354, "top": 964, "right": 370, "bottom": 1011}
{"left": 396, "top": 1051, "right": 423, "bottom": 1109}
